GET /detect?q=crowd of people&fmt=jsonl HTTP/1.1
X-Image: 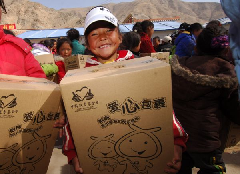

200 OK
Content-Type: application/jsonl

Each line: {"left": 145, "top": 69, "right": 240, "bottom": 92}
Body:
{"left": 0, "top": 0, "right": 240, "bottom": 174}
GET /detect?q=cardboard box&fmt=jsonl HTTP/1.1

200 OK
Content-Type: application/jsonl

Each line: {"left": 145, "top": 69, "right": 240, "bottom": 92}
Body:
{"left": 64, "top": 54, "right": 92, "bottom": 72}
{"left": 225, "top": 123, "right": 240, "bottom": 148}
{"left": 140, "top": 52, "right": 170, "bottom": 63}
{"left": 34, "top": 54, "right": 55, "bottom": 65}
{"left": 60, "top": 57, "right": 174, "bottom": 174}
{"left": 0, "top": 74, "right": 62, "bottom": 174}
{"left": 34, "top": 54, "right": 58, "bottom": 82}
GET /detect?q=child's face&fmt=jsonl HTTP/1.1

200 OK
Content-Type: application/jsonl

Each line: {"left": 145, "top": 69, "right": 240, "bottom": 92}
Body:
{"left": 87, "top": 21, "right": 122, "bottom": 60}
{"left": 59, "top": 42, "right": 72, "bottom": 58}
{"left": 53, "top": 42, "right": 57, "bottom": 50}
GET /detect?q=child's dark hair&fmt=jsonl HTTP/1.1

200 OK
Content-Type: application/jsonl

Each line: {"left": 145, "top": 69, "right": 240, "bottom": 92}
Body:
{"left": 206, "top": 20, "right": 221, "bottom": 28}
{"left": 0, "top": 0, "right": 6, "bottom": 14}
{"left": 4, "top": 29, "right": 15, "bottom": 36}
{"left": 23, "top": 38, "right": 32, "bottom": 46}
{"left": 50, "top": 39, "right": 56, "bottom": 43}
{"left": 120, "top": 32, "right": 141, "bottom": 50}
{"left": 56, "top": 38, "right": 73, "bottom": 54}
{"left": 67, "top": 28, "right": 80, "bottom": 41}
{"left": 178, "top": 22, "right": 191, "bottom": 32}
{"left": 153, "top": 36, "right": 160, "bottom": 42}
{"left": 43, "top": 39, "right": 54, "bottom": 49}
{"left": 132, "top": 20, "right": 154, "bottom": 34}
{"left": 190, "top": 23, "right": 202, "bottom": 33}
{"left": 196, "top": 25, "right": 228, "bottom": 56}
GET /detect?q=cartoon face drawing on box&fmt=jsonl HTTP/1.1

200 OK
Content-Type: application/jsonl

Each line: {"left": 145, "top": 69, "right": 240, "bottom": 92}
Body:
{"left": 0, "top": 143, "right": 18, "bottom": 173}
{"left": 88, "top": 134, "right": 119, "bottom": 172}
{"left": 115, "top": 124, "right": 162, "bottom": 174}
{"left": 12, "top": 132, "right": 51, "bottom": 173}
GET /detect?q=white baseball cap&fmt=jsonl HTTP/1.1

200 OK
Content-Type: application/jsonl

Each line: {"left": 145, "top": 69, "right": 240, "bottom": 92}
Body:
{"left": 162, "top": 36, "right": 172, "bottom": 43}
{"left": 84, "top": 6, "right": 118, "bottom": 34}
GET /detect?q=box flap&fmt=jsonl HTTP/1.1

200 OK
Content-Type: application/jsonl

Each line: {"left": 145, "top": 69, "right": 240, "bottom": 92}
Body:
{"left": 61, "top": 57, "right": 169, "bottom": 85}
{"left": 34, "top": 54, "right": 55, "bottom": 65}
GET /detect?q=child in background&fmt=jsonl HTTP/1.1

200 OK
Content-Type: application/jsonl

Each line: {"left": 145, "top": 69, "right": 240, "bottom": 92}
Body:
{"left": 50, "top": 39, "right": 57, "bottom": 54}
{"left": 63, "top": 6, "right": 187, "bottom": 174}
{"left": 132, "top": 20, "right": 156, "bottom": 53}
{"left": 67, "top": 28, "right": 85, "bottom": 55}
{"left": 54, "top": 37, "right": 73, "bottom": 83}
{"left": 172, "top": 25, "right": 240, "bottom": 174}
{"left": 120, "top": 31, "right": 141, "bottom": 57}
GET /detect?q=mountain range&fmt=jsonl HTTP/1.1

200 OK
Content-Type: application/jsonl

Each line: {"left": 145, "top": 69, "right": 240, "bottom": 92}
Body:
{"left": 1, "top": 0, "right": 226, "bottom": 29}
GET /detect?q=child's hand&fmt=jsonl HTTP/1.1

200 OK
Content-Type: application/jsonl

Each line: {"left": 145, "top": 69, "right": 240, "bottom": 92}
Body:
{"left": 53, "top": 116, "right": 65, "bottom": 128}
{"left": 164, "top": 145, "right": 182, "bottom": 174}
{"left": 53, "top": 117, "right": 65, "bottom": 137}
{"left": 72, "top": 157, "right": 84, "bottom": 174}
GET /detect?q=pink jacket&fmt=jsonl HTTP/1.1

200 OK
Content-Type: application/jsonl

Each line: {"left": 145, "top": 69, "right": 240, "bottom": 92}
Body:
{"left": 0, "top": 29, "right": 46, "bottom": 78}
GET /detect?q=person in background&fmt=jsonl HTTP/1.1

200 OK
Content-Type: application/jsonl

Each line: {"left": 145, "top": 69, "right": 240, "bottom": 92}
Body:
{"left": 31, "top": 41, "right": 51, "bottom": 56}
{"left": 43, "top": 39, "right": 55, "bottom": 53}
{"left": 0, "top": 0, "right": 45, "bottom": 78}
{"left": 50, "top": 39, "right": 57, "bottom": 54}
{"left": 133, "top": 20, "right": 156, "bottom": 53}
{"left": 206, "top": 20, "right": 222, "bottom": 29}
{"left": 156, "top": 35, "right": 173, "bottom": 52}
{"left": 172, "top": 24, "right": 240, "bottom": 174}
{"left": 153, "top": 36, "right": 161, "bottom": 51}
{"left": 120, "top": 31, "right": 141, "bottom": 57}
{"left": 0, "top": 0, "right": 65, "bottom": 136}
{"left": 66, "top": 28, "right": 85, "bottom": 55}
{"left": 221, "top": 0, "right": 240, "bottom": 99}
{"left": 54, "top": 37, "right": 73, "bottom": 83}
{"left": 175, "top": 22, "right": 203, "bottom": 57}
{"left": 63, "top": 6, "right": 188, "bottom": 174}
{"left": 191, "top": 23, "right": 203, "bottom": 41}
{"left": 175, "top": 22, "right": 192, "bottom": 57}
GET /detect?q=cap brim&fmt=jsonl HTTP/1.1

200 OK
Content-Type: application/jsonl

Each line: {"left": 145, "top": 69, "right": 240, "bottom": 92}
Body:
{"left": 84, "top": 15, "right": 118, "bottom": 34}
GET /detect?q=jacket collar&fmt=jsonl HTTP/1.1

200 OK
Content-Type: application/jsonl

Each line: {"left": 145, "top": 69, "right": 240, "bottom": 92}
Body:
{"left": 86, "top": 50, "right": 133, "bottom": 66}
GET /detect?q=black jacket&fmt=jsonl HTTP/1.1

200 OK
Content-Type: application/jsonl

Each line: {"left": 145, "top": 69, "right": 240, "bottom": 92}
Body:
{"left": 171, "top": 55, "right": 239, "bottom": 152}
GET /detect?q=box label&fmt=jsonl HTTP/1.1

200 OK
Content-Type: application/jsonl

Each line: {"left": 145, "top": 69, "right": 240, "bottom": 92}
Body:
{"left": 71, "top": 86, "right": 99, "bottom": 112}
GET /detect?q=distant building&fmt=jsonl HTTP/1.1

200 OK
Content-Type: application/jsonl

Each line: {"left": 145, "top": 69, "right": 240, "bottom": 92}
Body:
{"left": 123, "top": 14, "right": 181, "bottom": 24}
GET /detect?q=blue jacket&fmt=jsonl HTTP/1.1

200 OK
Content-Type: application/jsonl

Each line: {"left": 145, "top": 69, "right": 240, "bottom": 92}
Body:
{"left": 72, "top": 39, "right": 85, "bottom": 55}
{"left": 221, "top": 0, "right": 240, "bottom": 99}
{"left": 174, "top": 32, "right": 196, "bottom": 57}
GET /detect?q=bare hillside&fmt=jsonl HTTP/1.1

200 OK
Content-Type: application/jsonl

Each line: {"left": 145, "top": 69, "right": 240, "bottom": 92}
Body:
{"left": 1, "top": 0, "right": 226, "bottom": 29}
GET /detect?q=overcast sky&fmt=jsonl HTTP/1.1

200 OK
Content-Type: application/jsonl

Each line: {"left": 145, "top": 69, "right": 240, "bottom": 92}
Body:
{"left": 30, "top": 0, "right": 220, "bottom": 10}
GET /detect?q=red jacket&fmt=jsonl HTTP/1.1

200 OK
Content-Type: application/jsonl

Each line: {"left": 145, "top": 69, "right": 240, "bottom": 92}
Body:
{"left": 85, "top": 50, "right": 134, "bottom": 67}
{"left": 140, "top": 32, "right": 156, "bottom": 53}
{"left": 0, "top": 29, "right": 46, "bottom": 78}
{"left": 54, "top": 56, "right": 66, "bottom": 83}
{"left": 63, "top": 50, "right": 188, "bottom": 163}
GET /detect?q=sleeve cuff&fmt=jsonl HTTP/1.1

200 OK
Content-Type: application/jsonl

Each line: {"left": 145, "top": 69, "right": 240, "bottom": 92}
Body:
{"left": 64, "top": 150, "right": 77, "bottom": 164}
{"left": 174, "top": 137, "right": 187, "bottom": 152}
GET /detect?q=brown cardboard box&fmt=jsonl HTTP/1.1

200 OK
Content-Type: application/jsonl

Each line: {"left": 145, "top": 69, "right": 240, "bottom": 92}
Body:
{"left": 140, "top": 52, "right": 170, "bottom": 63}
{"left": 34, "top": 54, "right": 58, "bottom": 82}
{"left": 60, "top": 57, "right": 174, "bottom": 174}
{"left": 64, "top": 54, "right": 92, "bottom": 72}
{"left": 0, "top": 74, "right": 62, "bottom": 174}
{"left": 34, "top": 54, "right": 55, "bottom": 65}
{"left": 225, "top": 123, "right": 240, "bottom": 148}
